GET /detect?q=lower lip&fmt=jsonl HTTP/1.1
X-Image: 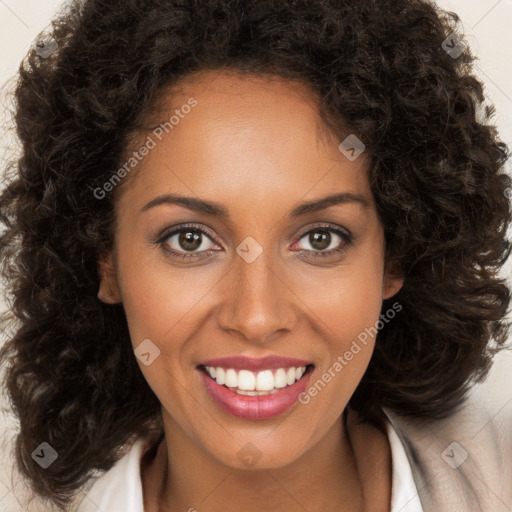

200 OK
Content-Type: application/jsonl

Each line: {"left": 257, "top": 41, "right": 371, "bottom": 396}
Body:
{"left": 199, "top": 368, "right": 313, "bottom": 420}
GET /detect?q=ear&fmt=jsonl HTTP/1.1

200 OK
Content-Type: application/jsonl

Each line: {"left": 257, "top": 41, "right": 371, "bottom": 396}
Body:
{"left": 382, "top": 259, "right": 404, "bottom": 300}
{"left": 97, "top": 251, "right": 122, "bottom": 304}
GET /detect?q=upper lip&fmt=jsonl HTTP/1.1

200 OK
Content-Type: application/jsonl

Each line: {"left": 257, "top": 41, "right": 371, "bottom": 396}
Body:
{"left": 199, "top": 355, "right": 313, "bottom": 371}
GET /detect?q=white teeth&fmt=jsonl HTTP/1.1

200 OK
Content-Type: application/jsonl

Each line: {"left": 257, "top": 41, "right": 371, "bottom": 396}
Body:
{"left": 216, "top": 367, "right": 225, "bottom": 385}
{"left": 274, "top": 368, "right": 288, "bottom": 388}
{"left": 225, "top": 369, "right": 238, "bottom": 388}
{"left": 238, "top": 370, "right": 256, "bottom": 390}
{"left": 256, "top": 370, "right": 275, "bottom": 391}
{"left": 204, "top": 365, "right": 309, "bottom": 393}
{"left": 236, "top": 389, "right": 258, "bottom": 396}
{"left": 235, "top": 389, "right": 281, "bottom": 396}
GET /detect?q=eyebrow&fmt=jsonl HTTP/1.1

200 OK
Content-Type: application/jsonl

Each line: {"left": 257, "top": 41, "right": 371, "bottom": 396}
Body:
{"left": 140, "top": 192, "right": 369, "bottom": 217}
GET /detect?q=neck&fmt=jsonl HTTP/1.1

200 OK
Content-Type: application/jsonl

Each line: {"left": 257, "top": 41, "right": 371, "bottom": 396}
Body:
{"left": 142, "top": 407, "right": 391, "bottom": 512}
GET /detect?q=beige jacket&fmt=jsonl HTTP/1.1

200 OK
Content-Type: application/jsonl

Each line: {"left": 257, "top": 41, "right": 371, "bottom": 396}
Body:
{"left": 384, "top": 384, "right": 512, "bottom": 511}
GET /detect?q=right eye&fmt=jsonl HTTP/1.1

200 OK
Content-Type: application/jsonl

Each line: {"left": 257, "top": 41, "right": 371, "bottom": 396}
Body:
{"left": 156, "top": 224, "right": 221, "bottom": 261}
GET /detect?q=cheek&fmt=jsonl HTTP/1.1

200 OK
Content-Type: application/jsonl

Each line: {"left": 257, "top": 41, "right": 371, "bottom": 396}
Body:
{"left": 294, "top": 257, "right": 385, "bottom": 426}
{"left": 117, "top": 249, "right": 211, "bottom": 348}
{"left": 116, "top": 256, "right": 209, "bottom": 412}
{"left": 328, "top": 261, "right": 385, "bottom": 341}
{"left": 291, "top": 238, "right": 386, "bottom": 398}
{"left": 294, "top": 243, "right": 386, "bottom": 343}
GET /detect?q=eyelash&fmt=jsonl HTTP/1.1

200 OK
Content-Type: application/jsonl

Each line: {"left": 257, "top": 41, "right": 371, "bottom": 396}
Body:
{"left": 155, "top": 223, "right": 354, "bottom": 261}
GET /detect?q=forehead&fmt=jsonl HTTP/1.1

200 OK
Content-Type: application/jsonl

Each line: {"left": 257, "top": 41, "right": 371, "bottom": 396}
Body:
{"left": 115, "top": 69, "right": 372, "bottom": 217}
{"left": 140, "top": 69, "right": 324, "bottom": 125}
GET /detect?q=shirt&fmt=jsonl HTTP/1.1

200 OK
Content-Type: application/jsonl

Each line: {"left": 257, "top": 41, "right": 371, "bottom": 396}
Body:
{"left": 75, "top": 409, "right": 423, "bottom": 512}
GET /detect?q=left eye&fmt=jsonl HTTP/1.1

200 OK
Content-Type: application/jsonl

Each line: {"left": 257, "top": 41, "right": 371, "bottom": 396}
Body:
{"left": 294, "top": 227, "right": 351, "bottom": 254}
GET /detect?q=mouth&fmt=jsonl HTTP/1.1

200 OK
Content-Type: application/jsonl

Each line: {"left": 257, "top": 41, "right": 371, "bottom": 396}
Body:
{"left": 197, "top": 356, "right": 315, "bottom": 420}
{"left": 198, "top": 363, "right": 315, "bottom": 395}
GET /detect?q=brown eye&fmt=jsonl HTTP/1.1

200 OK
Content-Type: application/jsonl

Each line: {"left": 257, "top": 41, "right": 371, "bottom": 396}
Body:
{"left": 158, "top": 225, "right": 219, "bottom": 260}
{"left": 177, "top": 229, "right": 203, "bottom": 251}
{"left": 294, "top": 225, "right": 354, "bottom": 259}
{"left": 308, "top": 229, "right": 332, "bottom": 251}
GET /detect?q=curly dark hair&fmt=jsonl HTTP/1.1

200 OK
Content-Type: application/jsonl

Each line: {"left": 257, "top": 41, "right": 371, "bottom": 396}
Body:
{"left": 0, "top": 0, "right": 511, "bottom": 509}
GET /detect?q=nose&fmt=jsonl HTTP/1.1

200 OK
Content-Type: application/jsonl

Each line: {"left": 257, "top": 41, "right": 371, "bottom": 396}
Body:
{"left": 215, "top": 249, "right": 297, "bottom": 344}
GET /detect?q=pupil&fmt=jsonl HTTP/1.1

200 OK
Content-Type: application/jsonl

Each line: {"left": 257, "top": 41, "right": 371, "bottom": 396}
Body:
{"left": 179, "top": 230, "right": 201, "bottom": 251}
{"left": 311, "top": 230, "right": 330, "bottom": 250}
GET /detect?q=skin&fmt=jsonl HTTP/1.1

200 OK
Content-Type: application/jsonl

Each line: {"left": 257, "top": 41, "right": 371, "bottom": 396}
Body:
{"left": 98, "top": 69, "right": 403, "bottom": 512}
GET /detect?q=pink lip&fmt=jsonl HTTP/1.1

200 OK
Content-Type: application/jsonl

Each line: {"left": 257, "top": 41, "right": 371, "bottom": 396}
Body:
{"left": 199, "top": 355, "right": 312, "bottom": 371}
{"left": 198, "top": 365, "right": 313, "bottom": 420}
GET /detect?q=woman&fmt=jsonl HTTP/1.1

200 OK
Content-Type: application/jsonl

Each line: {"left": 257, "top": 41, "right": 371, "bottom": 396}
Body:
{"left": 0, "top": 0, "right": 510, "bottom": 511}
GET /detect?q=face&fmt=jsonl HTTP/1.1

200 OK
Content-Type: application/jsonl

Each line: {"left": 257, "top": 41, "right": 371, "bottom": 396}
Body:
{"left": 98, "top": 70, "right": 403, "bottom": 470}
